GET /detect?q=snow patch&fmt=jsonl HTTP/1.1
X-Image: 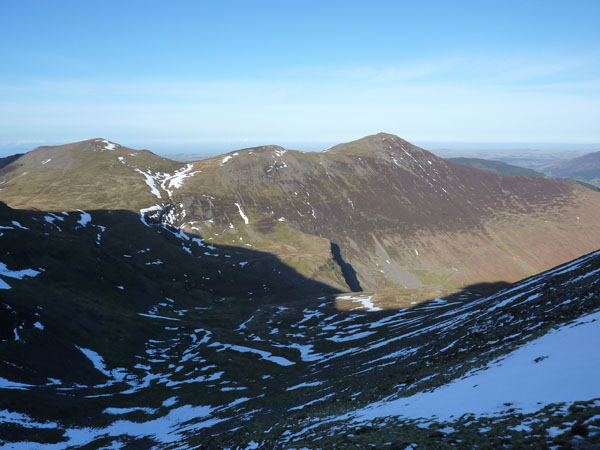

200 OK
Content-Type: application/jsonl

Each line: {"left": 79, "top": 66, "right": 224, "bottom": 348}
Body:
{"left": 286, "top": 381, "right": 324, "bottom": 391}
{"left": 209, "top": 343, "right": 294, "bottom": 366}
{"left": 344, "top": 309, "right": 600, "bottom": 423}
{"left": 0, "top": 262, "right": 41, "bottom": 280}
{"left": 99, "top": 139, "right": 117, "bottom": 150}
{"left": 11, "top": 221, "right": 28, "bottom": 230}
{"left": 77, "top": 346, "right": 111, "bottom": 377}
{"left": 337, "top": 294, "right": 382, "bottom": 312}
{"left": 103, "top": 407, "right": 156, "bottom": 415}
{"left": 0, "top": 378, "right": 34, "bottom": 390}
{"left": 162, "top": 163, "right": 199, "bottom": 193}
{"left": 135, "top": 169, "right": 162, "bottom": 199}
{"left": 235, "top": 202, "right": 249, "bottom": 225}
{"left": 77, "top": 210, "right": 92, "bottom": 227}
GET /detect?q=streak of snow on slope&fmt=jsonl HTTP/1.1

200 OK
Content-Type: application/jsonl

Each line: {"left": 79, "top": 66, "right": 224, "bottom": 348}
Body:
{"left": 235, "top": 202, "right": 249, "bottom": 224}
{"left": 221, "top": 153, "right": 238, "bottom": 165}
{"left": 347, "top": 309, "right": 600, "bottom": 423}
{"left": 286, "top": 381, "right": 324, "bottom": 391}
{"left": 103, "top": 407, "right": 156, "bottom": 415}
{"left": 134, "top": 169, "right": 162, "bottom": 199}
{"left": 289, "top": 393, "right": 336, "bottom": 411}
{"left": 77, "top": 346, "right": 111, "bottom": 377}
{"left": 76, "top": 347, "right": 127, "bottom": 383}
{"left": 138, "top": 313, "right": 181, "bottom": 321}
{"left": 0, "top": 377, "right": 34, "bottom": 390}
{"left": 11, "top": 221, "right": 28, "bottom": 230}
{"left": 326, "top": 330, "right": 377, "bottom": 342}
{"left": 209, "top": 342, "right": 294, "bottom": 366}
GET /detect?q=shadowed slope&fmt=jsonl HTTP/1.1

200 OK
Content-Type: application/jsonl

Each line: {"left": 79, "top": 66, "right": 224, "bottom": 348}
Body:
{"left": 1, "top": 200, "right": 599, "bottom": 448}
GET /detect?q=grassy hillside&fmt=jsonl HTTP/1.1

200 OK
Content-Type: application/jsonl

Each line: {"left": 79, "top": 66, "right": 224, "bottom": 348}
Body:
{"left": 3, "top": 134, "right": 600, "bottom": 297}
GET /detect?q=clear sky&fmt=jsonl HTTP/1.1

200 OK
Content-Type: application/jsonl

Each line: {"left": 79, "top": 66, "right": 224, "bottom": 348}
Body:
{"left": 1, "top": 0, "right": 600, "bottom": 155}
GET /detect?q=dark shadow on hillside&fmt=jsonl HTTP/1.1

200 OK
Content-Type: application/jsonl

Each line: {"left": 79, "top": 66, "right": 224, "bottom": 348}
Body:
{"left": 4, "top": 201, "right": 595, "bottom": 448}
{"left": 329, "top": 241, "right": 362, "bottom": 292}
{"left": 0, "top": 202, "right": 346, "bottom": 392}
{"left": 0, "top": 202, "right": 516, "bottom": 387}
{"left": 0, "top": 201, "right": 518, "bottom": 324}
{"left": 446, "top": 280, "right": 512, "bottom": 297}
{"left": 0, "top": 202, "right": 342, "bottom": 303}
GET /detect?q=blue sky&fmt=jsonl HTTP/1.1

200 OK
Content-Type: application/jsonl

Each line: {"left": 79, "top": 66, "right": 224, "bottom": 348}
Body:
{"left": 1, "top": 0, "right": 599, "bottom": 155}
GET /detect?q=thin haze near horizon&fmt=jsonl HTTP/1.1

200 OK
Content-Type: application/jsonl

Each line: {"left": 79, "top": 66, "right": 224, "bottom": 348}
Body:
{"left": 1, "top": 0, "right": 600, "bottom": 157}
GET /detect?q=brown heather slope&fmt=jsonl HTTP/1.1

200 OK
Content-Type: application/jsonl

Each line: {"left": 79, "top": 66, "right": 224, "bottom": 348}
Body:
{"left": 1, "top": 133, "right": 600, "bottom": 298}
{"left": 171, "top": 133, "right": 600, "bottom": 293}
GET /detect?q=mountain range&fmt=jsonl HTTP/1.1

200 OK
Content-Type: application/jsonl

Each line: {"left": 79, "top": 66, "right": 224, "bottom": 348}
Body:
{"left": 447, "top": 157, "right": 545, "bottom": 178}
{"left": 541, "top": 150, "right": 600, "bottom": 187}
{"left": 1, "top": 133, "right": 599, "bottom": 448}
{"left": 2, "top": 133, "right": 600, "bottom": 297}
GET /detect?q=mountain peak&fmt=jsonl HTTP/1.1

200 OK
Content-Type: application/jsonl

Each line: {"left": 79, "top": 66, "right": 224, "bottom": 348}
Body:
{"left": 239, "top": 144, "right": 288, "bottom": 153}
{"left": 326, "top": 132, "right": 418, "bottom": 157}
{"left": 91, "top": 138, "right": 120, "bottom": 151}
{"left": 27, "top": 138, "right": 122, "bottom": 154}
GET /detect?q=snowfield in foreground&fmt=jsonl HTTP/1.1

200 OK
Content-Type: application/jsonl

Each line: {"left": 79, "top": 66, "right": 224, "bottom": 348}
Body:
{"left": 347, "top": 309, "right": 600, "bottom": 424}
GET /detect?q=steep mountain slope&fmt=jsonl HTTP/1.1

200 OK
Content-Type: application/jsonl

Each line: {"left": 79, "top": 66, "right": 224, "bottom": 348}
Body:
{"left": 0, "top": 139, "right": 348, "bottom": 291}
{"left": 542, "top": 150, "right": 600, "bottom": 187}
{"left": 1, "top": 201, "right": 599, "bottom": 448}
{"left": 447, "top": 157, "right": 545, "bottom": 177}
{"left": 167, "top": 133, "right": 600, "bottom": 293}
{"left": 2, "top": 134, "right": 600, "bottom": 297}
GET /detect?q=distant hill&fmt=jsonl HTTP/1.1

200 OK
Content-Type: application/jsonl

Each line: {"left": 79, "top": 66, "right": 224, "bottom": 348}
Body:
{"left": 447, "top": 157, "right": 545, "bottom": 177}
{"left": 2, "top": 134, "right": 600, "bottom": 295}
{"left": 0, "top": 153, "right": 24, "bottom": 170}
{"left": 542, "top": 150, "right": 600, "bottom": 187}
